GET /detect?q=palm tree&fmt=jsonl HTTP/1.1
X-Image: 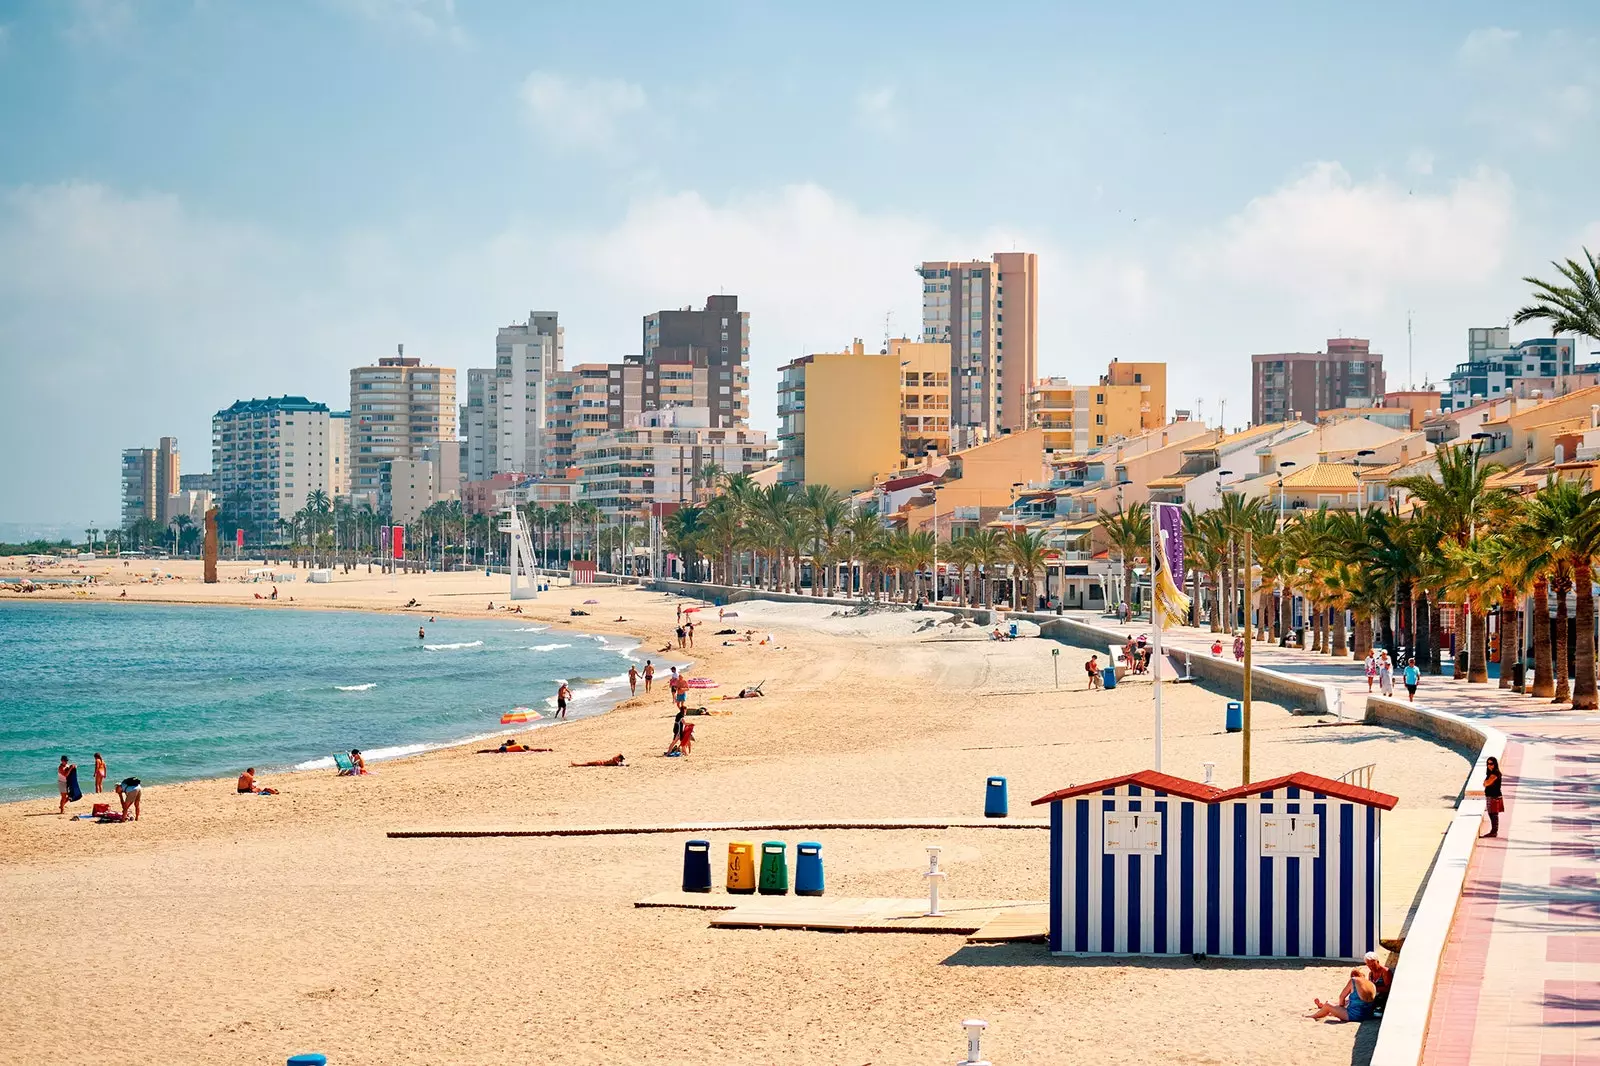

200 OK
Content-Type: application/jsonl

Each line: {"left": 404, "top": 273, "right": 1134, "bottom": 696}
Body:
{"left": 1096, "top": 502, "right": 1149, "bottom": 618}
{"left": 1004, "top": 528, "right": 1050, "bottom": 612}
{"left": 1514, "top": 247, "right": 1600, "bottom": 343}
{"left": 1510, "top": 477, "right": 1587, "bottom": 700}
{"left": 800, "top": 484, "right": 844, "bottom": 595}
{"left": 967, "top": 528, "right": 1003, "bottom": 609}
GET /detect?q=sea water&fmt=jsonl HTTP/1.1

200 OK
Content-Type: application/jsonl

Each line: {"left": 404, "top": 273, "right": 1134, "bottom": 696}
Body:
{"left": 0, "top": 602, "right": 662, "bottom": 800}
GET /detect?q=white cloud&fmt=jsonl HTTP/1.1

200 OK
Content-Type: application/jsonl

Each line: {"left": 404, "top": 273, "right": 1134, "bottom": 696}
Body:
{"left": 519, "top": 71, "right": 647, "bottom": 152}
{"left": 331, "top": 0, "right": 466, "bottom": 46}
{"left": 855, "top": 86, "right": 898, "bottom": 134}
{"left": 1184, "top": 162, "right": 1516, "bottom": 314}
{"left": 64, "top": 0, "right": 133, "bottom": 45}
{"left": 1458, "top": 27, "right": 1519, "bottom": 64}
{"left": 1405, "top": 149, "right": 1434, "bottom": 177}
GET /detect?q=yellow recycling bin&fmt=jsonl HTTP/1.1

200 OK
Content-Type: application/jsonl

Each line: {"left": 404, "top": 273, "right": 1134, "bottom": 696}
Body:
{"left": 726, "top": 841, "right": 756, "bottom": 894}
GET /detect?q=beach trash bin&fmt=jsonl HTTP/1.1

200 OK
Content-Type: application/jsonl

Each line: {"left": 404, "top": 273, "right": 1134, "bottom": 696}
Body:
{"left": 1226, "top": 701, "right": 1243, "bottom": 732}
{"left": 287, "top": 1056, "right": 327, "bottom": 1066}
{"left": 795, "top": 842, "right": 824, "bottom": 896}
{"left": 682, "top": 839, "right": 712, "bottom": 892}
{"left": 985, "top": 776, "right": 1008, "bottom": 818}
{"left": 1009, "top": 622, "right": 1019, "bottom": 639}
{"left": 758, "top": 841, "right": 789, "bottom": 895}
{"left": 726, "top": 841, "right": 756, "bottom": 894}
{"left": 1103, "top": 667, "right": 1116, "bottom": 689}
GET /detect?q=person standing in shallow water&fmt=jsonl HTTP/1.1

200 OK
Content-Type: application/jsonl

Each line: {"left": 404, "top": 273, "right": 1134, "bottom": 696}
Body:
{"left": 1482, "top": 756, "right": 1505, "bottom": 838}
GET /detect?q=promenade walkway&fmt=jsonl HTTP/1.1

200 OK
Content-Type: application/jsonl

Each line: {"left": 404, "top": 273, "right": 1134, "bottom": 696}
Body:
{"left": 1076, "top": 614, "right": 1600, "bottom": 1065}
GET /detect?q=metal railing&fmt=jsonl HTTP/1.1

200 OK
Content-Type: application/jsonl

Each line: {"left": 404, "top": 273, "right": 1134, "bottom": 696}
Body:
{"left": 1336, "top": 763, "right": 1376, "bottom": 789}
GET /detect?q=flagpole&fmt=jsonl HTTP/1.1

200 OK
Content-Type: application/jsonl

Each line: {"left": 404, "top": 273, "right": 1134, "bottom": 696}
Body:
{"left": 1151, "top": 505, "right": 1163, "bottom": 772}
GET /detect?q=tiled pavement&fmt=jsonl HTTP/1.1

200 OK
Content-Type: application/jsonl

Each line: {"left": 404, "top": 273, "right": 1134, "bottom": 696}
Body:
{"left": 1074, "top": 615, "right": 1600, "bottom": 1066}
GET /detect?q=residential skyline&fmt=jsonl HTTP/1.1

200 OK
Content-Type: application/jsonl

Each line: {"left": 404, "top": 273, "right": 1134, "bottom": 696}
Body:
{"left": 2, "top": 2, "right": 1598, "bottom": 524}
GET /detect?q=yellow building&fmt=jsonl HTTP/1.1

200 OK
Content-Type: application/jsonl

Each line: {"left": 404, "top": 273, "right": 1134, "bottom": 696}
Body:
{"left": 776, "top": 340, "right": 901, "bottom": 492}
{"left": 889, "top": 338, "right": 952, "bottom": 459}
{"left": 1029, "top": 360, "right": 1166, "bottom": 454}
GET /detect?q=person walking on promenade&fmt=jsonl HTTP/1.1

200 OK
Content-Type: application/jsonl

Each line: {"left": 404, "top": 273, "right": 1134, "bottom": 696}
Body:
{"left": 1482, "top": 756, "right": 1505, "bottom": 838}
{"left": 1403, "top": 658, "right": 1420, "bottom": 703}
{"left": 1364, "top": 650, "right": 1377, "bottom": 693}
{"left": 1377, "top": 652, "right": 1394, "bottom": 697}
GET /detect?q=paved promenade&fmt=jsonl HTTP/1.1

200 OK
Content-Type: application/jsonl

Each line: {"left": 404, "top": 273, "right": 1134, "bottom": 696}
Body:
{"left": 1074, "top": 614, "right": 1600, "bottom": 1066}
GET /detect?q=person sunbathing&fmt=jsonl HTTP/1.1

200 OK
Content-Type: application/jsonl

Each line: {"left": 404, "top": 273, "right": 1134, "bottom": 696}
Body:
{"left": 571, "top": 754, "right": 627, "bottom": 767}
{"left": 236, "top": 767, "right": 279, "bottom": 795}
{"left": 1308, "top": 968, "right": 1378, "bottom": 1022}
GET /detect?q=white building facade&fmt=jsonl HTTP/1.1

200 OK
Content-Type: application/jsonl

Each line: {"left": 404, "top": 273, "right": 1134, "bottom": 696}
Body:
{"left": 575, "top": 407, "right": 774, "bottom": 520}
{"left": 466, "top": 312, "right": 564, "bottom": 480}
{"left": 212, "top": 397, "right": 334, "bottom": 534}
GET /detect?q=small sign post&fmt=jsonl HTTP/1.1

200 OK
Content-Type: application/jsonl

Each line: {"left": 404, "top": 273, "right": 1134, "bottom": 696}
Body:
{"left": 1051, "top": 646, "right": 1060, "bottom": 688}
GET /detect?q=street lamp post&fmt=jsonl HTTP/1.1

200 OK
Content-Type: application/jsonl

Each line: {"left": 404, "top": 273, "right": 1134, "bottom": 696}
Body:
{"left": 1276, "top": 460, "right": 1296, "bottom": 645}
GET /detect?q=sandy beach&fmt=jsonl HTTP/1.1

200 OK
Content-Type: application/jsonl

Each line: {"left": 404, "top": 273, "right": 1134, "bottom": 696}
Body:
{"left": 1, "top": 560, "right": 1471, "bottom": 1064}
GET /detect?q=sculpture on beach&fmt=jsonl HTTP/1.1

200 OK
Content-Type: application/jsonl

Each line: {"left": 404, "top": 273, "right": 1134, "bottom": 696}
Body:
{"left": 203, "top": 505, "right": 219, "bottom": 583}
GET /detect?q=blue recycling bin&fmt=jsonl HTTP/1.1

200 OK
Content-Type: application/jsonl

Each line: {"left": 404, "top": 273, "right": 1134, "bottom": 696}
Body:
{"left": 1009, "top": 622, "right": 1019, "bottom": 639}
{"left": 795, "top": 841, "right": 825, "bottom": 896}
{"left": 288, "top": 1056, "right": 327, "bottom": 1066}
{"left": 1103, "top": 667, "right": 1117, "bottom": 689}
{"left": 1226, "top": 701, "right": 1243, "bottom": 732}
{"left": 682, "top": 839, "right": 712, "bottom": 892}
{"left": 985, "top": 776, "right": 1008, "bottom": 818}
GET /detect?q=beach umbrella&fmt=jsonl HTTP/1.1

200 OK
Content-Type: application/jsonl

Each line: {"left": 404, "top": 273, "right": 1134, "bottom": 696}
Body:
{"left": 500, "top": 707, "right": 542, "bottom": 724}
{"left": 684, "top": 678, "right": 718, "bottom": 689}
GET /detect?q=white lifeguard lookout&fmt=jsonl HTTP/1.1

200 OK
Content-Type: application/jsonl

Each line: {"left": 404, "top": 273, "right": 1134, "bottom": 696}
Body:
{"left": 500, "top": 507, "right": 539, "bottom": 600}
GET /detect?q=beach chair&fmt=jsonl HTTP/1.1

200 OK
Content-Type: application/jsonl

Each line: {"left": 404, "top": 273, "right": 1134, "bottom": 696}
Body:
{"left": 333, "top": 753, "right": 357, "bottom": 776}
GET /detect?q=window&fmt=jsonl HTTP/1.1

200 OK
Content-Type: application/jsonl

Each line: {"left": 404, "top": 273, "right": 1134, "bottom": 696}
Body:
{"left": 1134, "top": 373, "right": 1143, "bottom": 383}
{"left": 1095, "top": 393, "right": 1105, "bottom": 404}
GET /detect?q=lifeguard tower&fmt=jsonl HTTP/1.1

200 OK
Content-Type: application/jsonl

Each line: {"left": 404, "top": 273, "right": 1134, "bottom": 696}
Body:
{"left": 500, "top": 507, "right": 539, "bottom": 600}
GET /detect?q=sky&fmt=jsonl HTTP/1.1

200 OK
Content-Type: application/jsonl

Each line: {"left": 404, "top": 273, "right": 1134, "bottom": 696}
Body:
{"left": 1, "top": 0, "right": 1598, "bottom": 530}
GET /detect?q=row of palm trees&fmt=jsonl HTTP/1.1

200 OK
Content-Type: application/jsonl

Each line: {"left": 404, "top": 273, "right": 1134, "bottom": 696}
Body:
{"left": 657, "top": 476, "right": 1054, "bottom": 608}
{"left": 1096, "top": 446, "right": 1600, "bottom": 709}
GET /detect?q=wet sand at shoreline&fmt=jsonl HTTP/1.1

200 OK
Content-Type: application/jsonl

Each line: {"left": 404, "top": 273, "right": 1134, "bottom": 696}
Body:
{"left": 1, "top": 560, "right": 1470, "bottom": 1064}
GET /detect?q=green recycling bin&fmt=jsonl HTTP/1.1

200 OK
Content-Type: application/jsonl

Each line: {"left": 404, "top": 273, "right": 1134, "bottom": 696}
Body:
{"left": 758, "top": 840, "right": 789, "bottom": 895}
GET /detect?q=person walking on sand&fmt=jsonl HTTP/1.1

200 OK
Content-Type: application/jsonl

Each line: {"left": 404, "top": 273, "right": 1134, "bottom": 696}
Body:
{"left": 1482, "top": 755, "right": 1505, "bottom": 837}
{"left": 686, "top": 620, "right": 695, "bottom": 648}
{"left": 628, "top": 665, "right": 639, "bottom": 696}
{"left": 556, "top": 681, "right": 572, "bottom": 720}
{"left": 93, "top": 752, "right": 106, "bottom": 794}
{"left": 1403, "top": 658, "right": 1420, "bottom": 702}
{"left": 644, "top": 660, "right": 655, "bottom": 693}
{"left": 1085, "top": 655, "right": 1102, "bottom": 690}
{"left": 57, "top": 755, "right": 76, "bottom": 814}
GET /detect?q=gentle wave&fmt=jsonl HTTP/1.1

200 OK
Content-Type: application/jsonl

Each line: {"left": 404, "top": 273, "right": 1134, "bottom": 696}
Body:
{"left": 527, "top": 642, "right": 572, "bottom": 652}
{"left": 544, "top": 672, "right": 632, "bottom": 707}
{"left": 287, "top": 729, "right": 521, "bottom": 772}
{"left": 424, "top": 640, "right": 483, "bottom": 651}
{"left": 335, "top": 683, "right": 377, "bottom": 692}
{"left": 514, "top": 626, "right": 549, "bottom": 632}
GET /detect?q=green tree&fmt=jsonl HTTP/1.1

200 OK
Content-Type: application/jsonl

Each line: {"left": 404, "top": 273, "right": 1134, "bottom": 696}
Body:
{"left": 1514, "top": 247, "right": 1600, "bottom": 343}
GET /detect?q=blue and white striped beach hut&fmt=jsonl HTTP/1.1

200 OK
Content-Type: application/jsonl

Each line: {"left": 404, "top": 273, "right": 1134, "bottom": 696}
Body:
{"left": 1032, "top": 770, "right": 1397, "bottom": 959}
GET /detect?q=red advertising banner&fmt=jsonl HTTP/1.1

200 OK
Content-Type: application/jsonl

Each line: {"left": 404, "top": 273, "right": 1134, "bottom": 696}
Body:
{"left": 235, "top": 528, "right": 244, "bottom": 548}
{"left": 391, "top": 525, "right": 405, "bottom": 557}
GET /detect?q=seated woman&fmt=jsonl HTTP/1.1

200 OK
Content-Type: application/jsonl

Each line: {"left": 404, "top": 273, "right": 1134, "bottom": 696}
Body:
{"left": 1364, "top": 951, "right": 1393, "bottom": 1005}
{"left": 1308, "top": 968, "right": 1378, "bottom": 1023}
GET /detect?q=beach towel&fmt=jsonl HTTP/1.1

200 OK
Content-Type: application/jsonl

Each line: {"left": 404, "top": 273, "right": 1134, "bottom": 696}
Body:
{"left": 66, "top": 766, "right": 82, "bottom": 802}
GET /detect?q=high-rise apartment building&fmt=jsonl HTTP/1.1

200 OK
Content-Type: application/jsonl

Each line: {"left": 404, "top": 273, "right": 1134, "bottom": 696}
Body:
{"left": 349, "top": 346, "right": 456, "bottom": 506}
{"left": 120, "top": 436, "right": 180, "bottom": 529}
{"left": 776, "top": 341, "right": 902, "bottom": 491}
{"left": 1441, "top": 329, "right": 1578, "bottom": 411}
{"left": 464, "top": 313, "right": 563, "bottom": 481}
{"left": 1029, "top": 361, "right": 1167, "bottom": 454}
{"left": 916, "top": 251, "right": 1038, "bottom": 445}
{"left": 635, "top": 294, "right": 749, "bottom": 428}
{"left": 576, "top": 407, "right": 773, "bottom": 521}
{"left": 381, "top": 442, "right": 462, "bottom": 525}
{"left": 212, "top": 397, "right": 333, "bottom": 533}
{"left": 890, "top": 338, "right": 952, "bottom": 459}
{"left": 1251, "top": 339, "right": 1385, "bottom": 425}
{"left": 328, "top": 411, "right": 350, "bottom": 498}
{"left": 547, "top": 363, "right": 612, "bottom": 473}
